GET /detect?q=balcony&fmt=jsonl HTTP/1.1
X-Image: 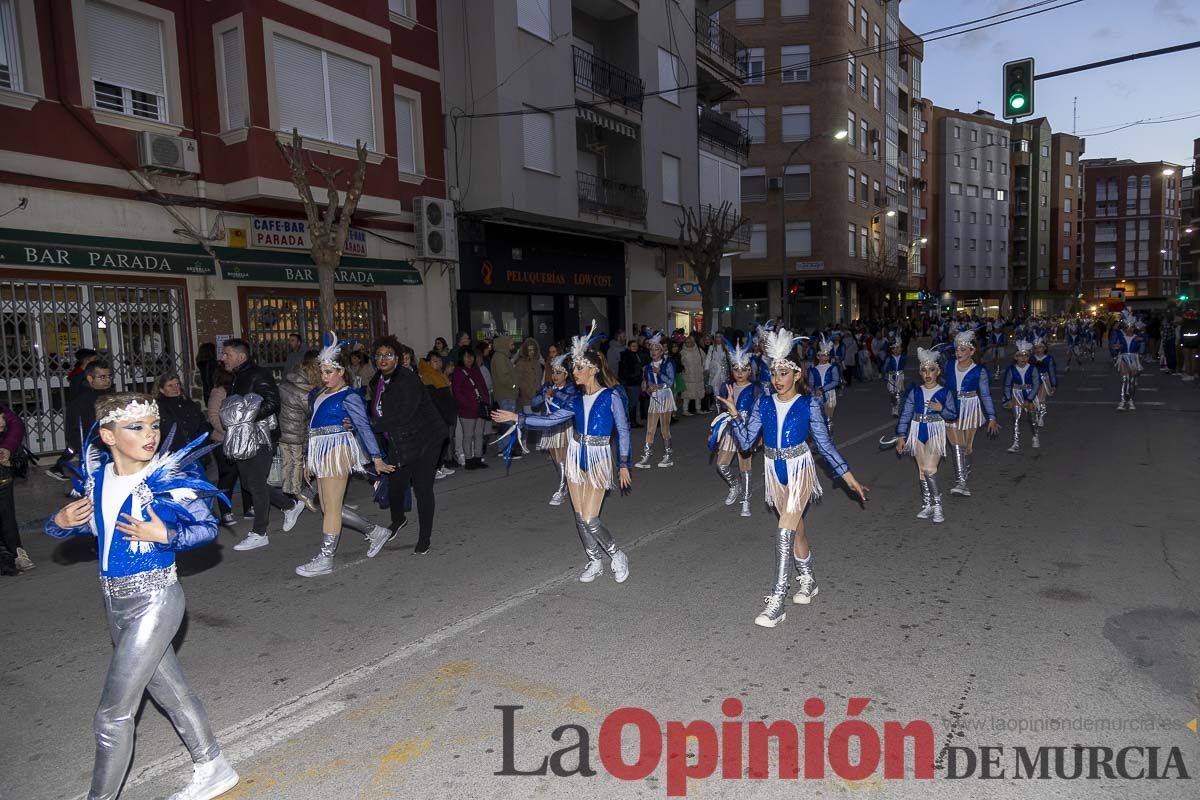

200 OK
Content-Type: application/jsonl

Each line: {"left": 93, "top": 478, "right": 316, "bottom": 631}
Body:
{"left": 1013, "top": 227, "right": 1029, "bottom": 242}
{"left": 699, "top": 203, "right": 750, "bottom": 248}
{"left": 573, "top": 46, "right": 644, "bottom": 114}
{"left": 1014, "top": 202, "right": 1030, "bottom": 216}
{"left": 698, "top": 107, "right": 750, "bottom": 163}
{"left": 577, "top": 171, "right": 647, "bottom": 222}
{"left": 694, "top": 10, "right": 745, "bottom": 97}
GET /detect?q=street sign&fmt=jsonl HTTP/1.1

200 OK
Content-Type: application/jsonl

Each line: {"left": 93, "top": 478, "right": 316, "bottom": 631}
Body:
{"left": 794, "top": 260, "right": 825, "bottom": 271}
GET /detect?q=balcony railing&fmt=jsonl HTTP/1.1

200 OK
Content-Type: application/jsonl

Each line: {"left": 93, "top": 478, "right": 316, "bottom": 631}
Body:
{"left": 698, "top": 107, "right": 750, "bottom": 160}
{"left": 694, "top": 10, "right": 747, "bottom": 80}
{"left": 578, "top": 171, "right": 647, "bottom": 222}
{"left": 1014, "top": 202, "right": 1030, "bottom": 216}
{"left": 573, "top": 46, "right": 645, "bottom": 113}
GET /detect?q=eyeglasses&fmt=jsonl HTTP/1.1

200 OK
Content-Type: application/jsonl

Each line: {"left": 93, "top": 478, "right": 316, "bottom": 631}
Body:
{"left": 374, "top": 352, "right": 397, "bottom": 361}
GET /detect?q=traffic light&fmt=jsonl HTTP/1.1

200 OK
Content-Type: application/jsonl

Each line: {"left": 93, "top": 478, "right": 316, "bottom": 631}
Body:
{"left": 1002, "top": 58, "right": 1035, "bottom": 119}
{"left": 1180, "top": 293, "right": 1191, "bottom": 302}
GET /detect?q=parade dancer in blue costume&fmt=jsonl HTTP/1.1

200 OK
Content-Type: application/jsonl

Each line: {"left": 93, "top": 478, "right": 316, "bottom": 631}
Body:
{"left": 893, "top": 347, "right": 959, "bottom": 523}
{"left": 294, "top": 334, "right": 395, "bottom": 577}
{"left": 1113, "top": 310, "right": 1145, "bottom": 411}
{"left": 532, "top": 354, "right": 578, "bottom": 505}
{"left": 1003, "top": 340, "right": 1041, "bottom": 453}
{"left": 634, "top": 331, "right": 676, "bottom": 468}
{"left": 808, "top": 335, "right": 841, "bottom": 431}
{"left": 46, "top": 393, "right": 239, "bottom": 800}
{"left": 718, "top": 328, "right": 868, "bottom": 629}
{"left": 1064, "top": 318, "right": 1083, "bottom": 373}
{"left": 493, "top": 321, "right": 633, "bottom": 583}
{"left": 987, "top": 321, "right": 1007, "bottom": 379}
{"left": 946, "top": 329, "right": 1001, "bottom": 496}
{"left": 1032, "top": 337, "right": 1058, "bottom": 429}
{"left": 709, "top": 338, "right": 762, "bottom": 518}
{"left": 883, "top": 337, "right": 906, "bottom": 417}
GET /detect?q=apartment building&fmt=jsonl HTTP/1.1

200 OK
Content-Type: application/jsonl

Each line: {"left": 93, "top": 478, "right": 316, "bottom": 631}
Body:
{"left": 1181, "top": 137, "right": 1199, "bottom": 302}
{"left": 1008, "top": 117, "right": 1053, "bottom": 313}
{"left": 440, "top": 0, "right": 747, "bottom": 342}
{"left": 1080, "top": 157, "right": 1185, "bottom": 306}
{"left": 723, "top": 0, "right": 923, "bottom": 328}
{"left": 1050, "top": 132, "right": 1085, "bottom": 307}
{"left": 0, "top": 0, "right": 449, "bottom": 453}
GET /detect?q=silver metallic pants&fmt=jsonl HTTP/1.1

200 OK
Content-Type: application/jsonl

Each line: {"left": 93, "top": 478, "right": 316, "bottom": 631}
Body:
{"left": 91, "top": 582, "right": 219, "bottom": 800}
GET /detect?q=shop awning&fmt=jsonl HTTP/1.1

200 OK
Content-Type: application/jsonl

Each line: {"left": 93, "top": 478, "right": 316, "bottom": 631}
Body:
{"left": 576, "top": 105, "right": 638, "bottom": 140}
{"left": 214, "top": 247, "right": 422, "bottom": 286}
{"left": 0, "top": 227, "right": 215, "bottom": 276}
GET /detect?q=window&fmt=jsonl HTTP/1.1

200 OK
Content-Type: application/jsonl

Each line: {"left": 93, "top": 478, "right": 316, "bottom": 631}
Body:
{"left": 985, "top": 266, "right": 992, "bottom": 279}
{"left": 660, "top": 153, "right": 681, "bottom": 205}
{"left": 1139, "top": 175, "right": 1151, "bottom": 214}
{"left": 1040, "top": 144, "right": 1049, "bottom": 157}
{"left": 996, "top": 189, "right": 1007, "bottom": 201}
{"left": 953, "top": 154, "right": 960, "bottom": 167}
{"left": 216, "top": 27, "right": 247, "bottom": 131}
{"left": 780, "top": 45, "right": 810, "bottom": 82}
{"left": 860, "top": 8, "right": 869, "bottom": 40}
{"left": 949, "top": 182, "right": 962, "bottom": 195}
{"left": 1063, "top": 221, "right": 1071, "bottom": 234}
{"left": 860, "top": 120, "right": 868, "bottom": 154}
{"left": 848, "top": 223, "right": 858, "bottom": 256}
{"left": 86, "top": 1, "right": 168, "bottom": 121}
{"left": 737, "top": 107, "right": 766, "bottom": 143}
{"left": 736, "top": 0, "right": 765, "bottom": 19}
{"left": 982, "top": 187, "right": 994, "bottom": 199}
{"left": 953, "top": 265, "right": 961, "bottom": 279}
{"left": 970, "top": 129, "right": 978, "bottom": 142}
{"left": 969, "top": 238, "right": 977, "bottom": 251}
{"left": 748, "top": 224, "right": 767, "bottom": 257}
{"left": 847, "top": 54, "right": 856, "bottom": 89}
{"left": 873, "top": 23, "right": 881, "bottom": 53}
{"left": 658, "top": 48, "right": 680, "bottom": 104}
{"left": 1000, "top": 215, "right": 1007, "bottom": 227}
{"left": 986, "top": 240, "right": 993, "bottom": 252}
{"left": 1065, "top": 150, "right": 1074, "bottom": 165}
{"left": 517, "top": 0, "right": 551, "bottom": 40}
{"left": 521, "top": 107, "right": 554, "bottom": 172}
{"left": 872, "top": 77, "right": 880, "bottom": 109}
{"left": 985, "top": 160, "right": 993, "bottom": 172}
{"left": 1040, "top": 169, "right": 1049, "bottom": 183}
{"left": 394, "top": 94, "right": 418, "bottom": 174}
{"left": 1000, "top": 162, "right": 1008, "bottom": 176}
{"left": 1040, "top": 244, "right": 1047, "bottom": 256}
{"left": 781, "top": 105, "right": 810, "bottom": 142}
{"left": 952, "top": 210, "right": 961, "bottom": 222}
{"left": 0, "top": 0, "right": 24, "bottom": 91}
{"left": 1062, "top": 246, "right": 1071, "bottom": 260}
{"left": 1064, "top": 198, "right": 1072, "bottom": 213}
{"left": 783, "top": 164, "right": 810, "bottom": 199}
{"left": 741, "top": 167, "right": 766, "bottom": 201}
{"left": 966, "top": 184, "right": 979, "bottom": 197}
{"left": 953, "top": 237, "right": 960, "bottom": 250}
{"left": 986, "top": 132, "right": 994, "bottom": 145}
{"left": 860, "top": 172, "right": 869, "bottom": 204}
{"left": 785, "top": 221, "right": 812, "bottom": 256}
{"left": 860, "top": 226, "right": 869, "bottom": 257}
{"left": 780, "top": 0, "right": 808, "bottom": 17}
{"left": 860, "top": 65, "right": 868, "bottom": 99}
{"left": 848, "top": 168, "right": 857, "bottom": 202}
{"left": 985, "top": 213, "right": 992, "bottom": 225}
{"left": 273, "top": 35, "right": 375, "bottom": 149}
{"left": 847, "top": 111, "right": 856, "bottom": 146}
{"left": 739, "top": 47, "right": 764, "bottom": 85}
{"left": 968, "top": 211, "right": 977, "bottom": 223}
{"left": 848, "top": 0, "right": 855, "bottom": 27}
{"left": 953, "top": 125, "right": 961, "bottom": 139}
{"left": 1000, "top": 136, "right": 1008, "bottom": 146}
{"left": 970, "top": 157, "right": 978, "bottom": 169}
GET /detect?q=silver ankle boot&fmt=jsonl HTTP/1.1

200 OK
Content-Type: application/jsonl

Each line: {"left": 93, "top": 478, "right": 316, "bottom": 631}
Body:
{"left": 549, "top": 462, "right": 568, "bottom": 506}
{"left": 916, "top": 475, "right": 933, "bottom": 519}
{"left": 740, "top": 471, "right": 752, "bottom": 517}
{"left": 926, "top": 474, "right": 945, "bottom": 523}
{"left": 574, "top": 512, "right": 604, "bottom": 582}
{"left": 657, "top": 441, "right": 674, "bottom": 467}
{"left": 295, "top": 533, "right": 339, "bottom": 577}
{"left": 580, "top": 517, "right": 628, "bottom": 582}
{"left": 635, "top": 441, "right": 653, "bottom": 469}
{"left": 949, "top": 444, "right": 971, "bottom": 496}
{"left": 755, "top": 527, "right": 795, "bottom": 628}
{"left": 792, "top": 551, "right": 818, "bottom": 604}
{"left": 717, "top": 463, "right": 739, "bottom": 505}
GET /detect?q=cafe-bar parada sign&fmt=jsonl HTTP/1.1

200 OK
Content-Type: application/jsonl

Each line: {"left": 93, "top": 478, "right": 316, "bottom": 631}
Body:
{"left": 251, "top": 217, "right": 368, "bottom": 257}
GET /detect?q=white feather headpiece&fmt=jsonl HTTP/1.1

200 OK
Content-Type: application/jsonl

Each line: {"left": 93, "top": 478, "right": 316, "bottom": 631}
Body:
{"left": 723, "top": 336, "right": 752, "bottom": 369}
{"left": 916, "top": 346, "right": 942, "bottom": 366}
{"left": 816, "top": 334, "right": 834, "bottom": 356}
{"left": 98, "top": 398, "right": 159, "bottom": 426}
{"left": 1032, "top": 336, "right": 1047, "bottom": 349}
{"left": 760, "top": 327, "right": 807, "bottom": 373}
{"left": 1120, "top": 309, "right": 1137, "bottom": 328}
{"left": 954, "top": 329, "right": 977, "bottom": 349}
{"left": 645, "top": 329, "right": 665, "bottom": 348}
{"left": 550, "top": 353, "right": 569, "bottom": 373}
{"left": 888, "top": 336, "right": 903, "bottom": 350}
{"left": 570, "top": 319, "right": 601, "bottom": 371}
{"left": 318, "top": 331, "right": 345, "bottom": 367}
{"left": 1015, "top": 339, "right": 1034, "bottom": 354}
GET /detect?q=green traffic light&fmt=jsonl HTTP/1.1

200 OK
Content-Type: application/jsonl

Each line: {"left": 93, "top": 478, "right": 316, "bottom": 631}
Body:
{"left": 1009, "top": 93, "right": 1026, "bottom": 111}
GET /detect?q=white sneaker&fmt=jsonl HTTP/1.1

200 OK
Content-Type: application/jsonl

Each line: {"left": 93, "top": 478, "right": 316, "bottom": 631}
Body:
{"left": 168, "top": 754, "right": 239, "bottom": 800}
{"left": 740, "top": 500, "right": 752, "bottom": 518}
{"left": 1007, "top": 443, "right": 1020, "bottom": 453}
{"left": 233, "top": 532, "right": 269, "bottom": 551}
{"left": 754, "top": 595, "right": 787, "bottom": 628}
{"left": 657, "top": 453, "right": 674, "bottom": 468}
{"left": 14, "top": 548, "right": 34, "bottom": 571}
{"left": 931, "top": 504, "right": 945, "bottom": 523}
{"left": 579, "top": 559, "right": 604, "bottom": 582}
{"left": 1117, "top": 401, "right": 1128, "bottom": 411}
{"left": 1031, "top": 435, "right": 1041, "bottom": 449}
{"left": 366, "top": 525, "right": 392, "bottom": 558}
{"left": 548, "top": 488, "right": 567, "bottom": 506}
{"left": 1127, "top": 401, "right": 1136, "bottom": 411}
{"left": 792, "top": 575, "right": 819, "bottom": 605}
{"left": 611, "top": 550, "right": 630, "bottom": 583}
{"left": 724, "top": 485, "right": 740, "bottom": 505}
{"left": 916, "top": 504, "right": 933, "bottom": 520}
{"left": 281, "top": 501, "right": 304, "bottom": 532}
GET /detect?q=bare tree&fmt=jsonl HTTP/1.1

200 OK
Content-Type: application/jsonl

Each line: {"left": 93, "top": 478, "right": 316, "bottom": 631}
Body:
{"left": 275, "top": 129, "right": 369, "bottom": 334}
{"left": 860, "top": 231, "right": 910, "bottom": 319}
{"left": 677, "top": 201, "right": 746, "bottom": 333}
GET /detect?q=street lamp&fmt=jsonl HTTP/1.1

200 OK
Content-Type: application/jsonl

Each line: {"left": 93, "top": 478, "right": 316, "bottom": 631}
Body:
{"left": 1162, "top": 167, "right": 1176, "bottom": 176}
{"left": 778, "top": 129, "right": 848, "bottom": 325}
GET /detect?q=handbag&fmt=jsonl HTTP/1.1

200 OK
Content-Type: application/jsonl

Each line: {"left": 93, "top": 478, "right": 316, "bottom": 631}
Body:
{"left": 266, "top": 448, "right": 283, "bottom": 487}
{"left": 465, "top": 371, "right": 490, "bottom": 419}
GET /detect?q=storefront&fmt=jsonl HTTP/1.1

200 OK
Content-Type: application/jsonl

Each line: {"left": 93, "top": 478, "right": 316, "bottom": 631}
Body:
{"left": 457, "top": 222, "right": 625, "bottom": 351}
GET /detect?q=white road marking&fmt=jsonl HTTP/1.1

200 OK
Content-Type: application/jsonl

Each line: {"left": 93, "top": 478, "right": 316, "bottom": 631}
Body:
{"left": 1050, "top": 400, "right": 1165, "bottom": 406}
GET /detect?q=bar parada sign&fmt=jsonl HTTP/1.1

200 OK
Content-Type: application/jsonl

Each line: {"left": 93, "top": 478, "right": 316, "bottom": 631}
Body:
{"left": 1, "top": 241, "right": 215, "bottom": 275}
{"left": 220, "top": 262, "right": 421, "bottom": 286}
{"left": 251, "top": 217, "right": 368, "bottom": 257}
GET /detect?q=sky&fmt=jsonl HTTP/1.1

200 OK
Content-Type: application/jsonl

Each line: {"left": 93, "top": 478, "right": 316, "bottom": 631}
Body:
{"left": 900, "top": 0, "right": 1200, "bottom": 166}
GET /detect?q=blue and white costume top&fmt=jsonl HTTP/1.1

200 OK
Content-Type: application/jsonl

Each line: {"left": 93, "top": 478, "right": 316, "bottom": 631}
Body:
{"left": 1033, "top": 353, "right": 1058, "bottom": 390}
{"left": 307, "top": 386, "right": 382, "bottom": 477}
{"left": 532, "top": 380, "right": 578, "bottom": 450}
{"left": 45, "top": 434, "right": 221, "bottom": 579}
{"left": 808, "top": 363, "right": 841, "bottom": 408}
{"left": 643, "top": 358, "right": 677, "bottom": 414}
{"left": 710, "top": 381, "right": 763, "bottom": 453}
{"left": 1004, "top": 363, "right": 1040, "bottom": 405}
{"left": 1113, "top": 331, "right": 1144, "bottom": 369}
{"left": 729, "top": 392, "right": 849, "bottom": 514}
{"left": 988, "top": 328, "right": 1007, "bottom": 349}
{"left": 947, "top": 361, "right": 997, "bottom": 429}
{"left": 519, "top": 387, "right": 631, "bottom": 490}
{"left": 883, "top": 354, "right": 906, "bottom": 376}
{"left": 895, "top": 383, "right": 958, "bottom": 457}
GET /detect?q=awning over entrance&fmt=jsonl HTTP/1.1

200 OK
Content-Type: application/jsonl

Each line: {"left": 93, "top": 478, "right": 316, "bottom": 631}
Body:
{"left": 0, "top": 227, "right": 214, "bottom": 276}
{"left": 214, "top": 247, "right": 422, "bottom": 286}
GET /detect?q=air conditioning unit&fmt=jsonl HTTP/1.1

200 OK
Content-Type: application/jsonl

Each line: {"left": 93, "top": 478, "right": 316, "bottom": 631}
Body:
{"left": 136, "top": 132, "right": 199, "bottom": 174}
{"left": 413, "top": 197, "right": 458, "bottom": 261}
{"left": 767, "top": 177, "right": 784, "bottom": 191}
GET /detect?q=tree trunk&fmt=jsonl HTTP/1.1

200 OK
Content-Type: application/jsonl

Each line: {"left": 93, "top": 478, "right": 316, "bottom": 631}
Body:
{"left": 316, "top": 259, "right": 337, "bottom": 334}
{"left": 700, "top": 277, "right": 718, "bottom": 336}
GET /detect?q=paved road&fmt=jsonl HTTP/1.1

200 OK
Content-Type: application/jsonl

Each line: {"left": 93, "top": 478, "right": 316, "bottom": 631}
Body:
{"left": 3, "top": 349, "right": 1198, "bottom": 799}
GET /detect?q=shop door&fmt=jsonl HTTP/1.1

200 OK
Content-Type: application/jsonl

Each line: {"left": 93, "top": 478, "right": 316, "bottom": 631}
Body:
{"left": 0, "top": 281, "right": 187, "bottom": 454}
{"left": 530, "top": 294, "right": 555, "bottom": 353}
{"left": 242, "top": 292, "right": 386, "bottom": 372}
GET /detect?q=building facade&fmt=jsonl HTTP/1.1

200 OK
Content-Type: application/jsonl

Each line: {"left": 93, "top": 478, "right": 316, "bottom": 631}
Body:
{"left": 440, "top": 0, "right": 747, "bottom": 344}
{"left": 1181, "top": 137, "right": 1199, "bottom": 303}
{"left": 1008, "top": 117, "right": 1054, "bottom": 314}
{"left": 724, "top": 0, "right": 923, "bottom": 329}
{"left": 0, "top": 0, "right": 450, "bottom": 453}
{"left": 1079, "top": 158, "right": 1184, "bottom": 307}
{"left": 1049, "top": 132, "right": 1085, "bottom": 310}
{"left": 926, "top": 106, "right": 1012, "bottom": 317}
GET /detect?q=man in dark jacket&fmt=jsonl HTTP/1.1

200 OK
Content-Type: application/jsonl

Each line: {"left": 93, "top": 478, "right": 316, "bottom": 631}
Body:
{"left": 221, "top": 339, "right": 286, "bottom": 550}
{"left": 369, "top": 335, "right": 444, "bottom": 554}
{"left": 48, "top": 359, "right": 113, "bottom": 481}
{"left": 618, "top": 338, "right": 646, "bottom": 427}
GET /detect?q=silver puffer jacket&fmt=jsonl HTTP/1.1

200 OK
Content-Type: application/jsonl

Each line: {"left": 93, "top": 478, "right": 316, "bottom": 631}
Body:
{"left": 218, "top": 392, "right": 273, "bottom": 460}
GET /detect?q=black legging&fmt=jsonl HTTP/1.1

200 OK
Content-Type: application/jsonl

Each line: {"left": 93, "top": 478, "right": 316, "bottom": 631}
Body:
{"left": 218, "top": 446, "right": 292, "bottom": 534}
{"left": 211, "top": 446, "right": 238, "bottom": 515}
{"left": 388, "top": 441, "right": 440, "bottom": 547}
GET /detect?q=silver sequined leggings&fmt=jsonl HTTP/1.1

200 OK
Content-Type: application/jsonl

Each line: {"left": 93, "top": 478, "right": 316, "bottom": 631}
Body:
{"left": 90, "top": 582, "right": 219, "bottom": 800}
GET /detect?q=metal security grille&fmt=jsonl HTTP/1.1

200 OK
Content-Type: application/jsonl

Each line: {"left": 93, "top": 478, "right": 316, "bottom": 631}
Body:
{"left": 0, "top": 281, "right": 188, "bottom": 454}
{"left": 243, "top": 292, "right": 385, "bottom": 372}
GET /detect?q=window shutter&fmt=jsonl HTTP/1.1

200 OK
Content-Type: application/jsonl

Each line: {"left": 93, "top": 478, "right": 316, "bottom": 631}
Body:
{"left": 657, "top": 48, "right": 678, "bottom": 104}
{"left": 327, "top": 52, "right": 374, "bottom": 149}
{"left": 219, "top": 29, "right": 246, "bottom": 130}
{"left": 661, "top": 154, "right": 680, "bottom": 205}
{"left": 721, "top": 160, "right": 740, "bottom": 208}
{"left": 0, "top": 0, "right": 23, "bottom": 91}
{"left": 522, "top": 109, "right": 554, "bottom": 173}
{"left": 86, "top": 1, "right": 166, "bottom": 97}
{"left": 395, "top": 95, "right": 416, "bottom": 173}
{"left": 273, "top": 35, "right": 328, "bottom": 140}
{"left": 699, "top": 153, "right": 719, "bottom": 207}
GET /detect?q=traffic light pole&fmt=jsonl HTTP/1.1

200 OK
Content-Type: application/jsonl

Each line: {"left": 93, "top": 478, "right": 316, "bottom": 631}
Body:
{"left": 1033, "top": 40, "right": 1200, "bottom": 81}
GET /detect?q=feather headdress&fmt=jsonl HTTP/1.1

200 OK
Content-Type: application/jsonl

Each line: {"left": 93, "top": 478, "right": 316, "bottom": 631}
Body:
{"left": 1120, "top": 308, "right": 1138, "bottom": 328}
{"left": 317, "top": 331, "right": 345, "bottom": 367}
{"left": 916, "top": 346, "right": 943, "bottom": 366}
{"left": 1015, "top": 338, "right": 1034, "bottom": 354}
{"left": 550, "top": 353, "right": 569, "bottom": 373}
{"left": 723, "top": 336, "right": 752, "bottom": 369}
{"left": 816, "top": 334, "right": 834, "bottom": 356}
{"left": 953, "top": 328, "right": 978, "bottom": 349}
{"left": 760, "top": 327, "right": 808, "bottom": 372}
{"left": 570, "top": 319, "right": 604, "bottom": 370}
{"left": 645, "top": 329, "right": 665, "bottom": 348}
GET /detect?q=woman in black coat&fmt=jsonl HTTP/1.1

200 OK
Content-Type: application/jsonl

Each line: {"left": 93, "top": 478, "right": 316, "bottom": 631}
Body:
{"left": 156, "top": 373, "right": 209, "bottom": 451}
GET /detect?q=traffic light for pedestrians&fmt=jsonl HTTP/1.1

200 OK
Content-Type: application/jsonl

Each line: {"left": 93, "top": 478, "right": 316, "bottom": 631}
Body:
{"left": 1002, "top": 58, "right": 1035, "bottom": 119}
